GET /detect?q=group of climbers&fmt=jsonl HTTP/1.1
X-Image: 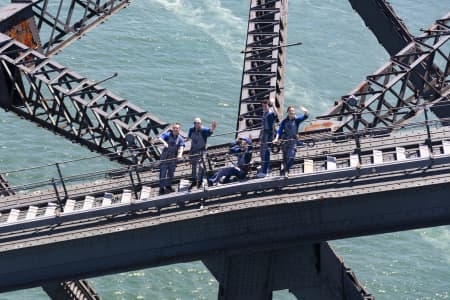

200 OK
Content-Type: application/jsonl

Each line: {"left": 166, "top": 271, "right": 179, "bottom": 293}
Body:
{"left": 156, "top": 99, "right": 309, "bottom": 195}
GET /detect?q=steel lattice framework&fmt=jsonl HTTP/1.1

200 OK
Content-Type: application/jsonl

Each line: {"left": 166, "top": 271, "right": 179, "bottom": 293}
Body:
{"left": 322, "top": 13, "right": 450, "bottom": 132}
{"left": 0, "top": 175, "right": 13, "bottom": 197}
{"left": 0, "top": 33, "right": 168, "bottom": 164}
{"left": 236, "top": 0, "right": 288, "bottom": 137}
{"left": 27, "top": 0, "right": 131, "bottom": 56}
{"left": 0, "top": 1, "right": 139, "bottom": 298}
{"left": 348, "top": 0, "right": 413, "bottom": 56}
{"left": 0, "top": 0, "right": 450, "bottom": 298}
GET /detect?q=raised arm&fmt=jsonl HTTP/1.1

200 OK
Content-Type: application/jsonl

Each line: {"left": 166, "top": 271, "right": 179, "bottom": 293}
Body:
{"left": 158, "top": 132, "right": 169, "bottom": 148}
{"left": 300, "top": 106, "right": 309, "bottom": 118}
{"left": 273, "top": 120, "right": 284, "bottom": 143}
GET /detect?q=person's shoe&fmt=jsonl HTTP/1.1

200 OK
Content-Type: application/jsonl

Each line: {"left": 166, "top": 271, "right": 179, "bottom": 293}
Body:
{"left": 188, "top": 182, "right": 196, "bottom": 191}
{"left": 159, "top": 188, "right": 165, "bottom": 195}
{"left": 165, "top": 186, "right": 175, "bottom": 193}
{"left": 256, "top": 172, "right": 267, "bottom": 178}
{"left": 197, "top": 181, "right": 203, "bottom": 189}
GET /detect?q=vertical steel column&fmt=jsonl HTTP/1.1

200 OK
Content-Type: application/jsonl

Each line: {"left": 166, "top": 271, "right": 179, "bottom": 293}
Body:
{"left": 236, "top": 0, "right": 288, "bottom": 138}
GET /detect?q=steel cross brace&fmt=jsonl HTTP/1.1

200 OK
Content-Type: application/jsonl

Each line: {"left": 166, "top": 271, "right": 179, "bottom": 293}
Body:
{"left": 321, "top": 12, "right": 450, "bottom": 132}
{"left": 0, "top": 34, "right": 168, "bottom": 164}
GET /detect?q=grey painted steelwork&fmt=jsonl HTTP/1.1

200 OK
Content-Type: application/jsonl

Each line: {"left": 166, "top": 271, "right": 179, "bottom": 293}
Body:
{"left": 1, "top": 124, "right": 448, "bottom": 217}
{"left": 0, "top": 0, "right": 449, "bottom": 298}
{"left": 0, "top": 2, "right": 163, "bottom": 292}
{"left": 2, "top": 124, "right": 449, "bottom": 298}
{"left": 20, "top": 0, "right": 131, "bottom": 56}
{"left": 3, "top": 135, "right": 450, "bottom": 233}
{"left": 348, "top": 0, "right": 413, "bottom": 56}
{"left": 42, "top": 280, "right": 100, "bottom": 300}
{"left": 348, "top": 0, "right": 450, "bottom": 124}
{"left": 1, "top": 142, "right": 450, "bottom": 294}
{"left": 0, "top": 124, "right": 450, "bottom": 299}
{"left": 0, "top": 0, "right": 170, "bottom": 164}
{"left": 322, "top": 12, "right": 450, "bottom": 132}
{"left": 236, "top": 0, "right": 287, "bottom": 138}
{"left": 0, "top": 175, "right": 13, "bottom": 196}
{"left": 0, "top": 33, "right": 169, "bottom": 163}
{"left": 0, "top": 120, "right": 98, "bottom": 299}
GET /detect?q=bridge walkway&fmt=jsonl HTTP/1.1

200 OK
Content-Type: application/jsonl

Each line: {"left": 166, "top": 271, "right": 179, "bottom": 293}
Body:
{"left": 1, "top": 126, "right": 450, "bottom": 297}
{"left": 1, "top": 123, "right": 449, "bottom": 215}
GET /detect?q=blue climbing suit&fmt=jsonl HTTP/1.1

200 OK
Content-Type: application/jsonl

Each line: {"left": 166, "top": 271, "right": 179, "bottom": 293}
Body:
{"left": 260, "top": 109, "right": 277, "bottom": 174}
{"left": 159, "top": 130, "right": 185, "bottom": 189}
{"left": 209, "top": 137, "right": 253, "bottom": 184}
{"left": 188, "top": 126, "right": 212, "bottom": 185}
{"left": 276, "top": 113, "right": 308, "bottom": 174}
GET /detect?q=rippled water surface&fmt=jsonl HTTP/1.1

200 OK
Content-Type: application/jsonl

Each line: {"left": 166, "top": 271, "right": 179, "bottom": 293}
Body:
{"left": 1, "top": 0, "right": 449, "bottom": 299}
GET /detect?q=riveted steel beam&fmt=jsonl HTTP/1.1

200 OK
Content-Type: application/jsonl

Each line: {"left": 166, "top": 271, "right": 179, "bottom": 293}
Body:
{"left": 236, "top": 0, "right": 287, "bottom": 138}
{"left": 320, "top": 13, "right": 450, "bottom": 132}
{"left": 0, "top": 34, "right": 168, "bottom": 163}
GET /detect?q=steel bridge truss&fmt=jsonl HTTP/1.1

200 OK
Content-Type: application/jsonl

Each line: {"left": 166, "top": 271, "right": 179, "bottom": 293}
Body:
{"left": 322, "top": 13, "right": 450, "bottom": 132}
{"left": 6, "top": 0, "right": 132, "bottom": 57}
{"left": 348, "top": 0, "right": 413, "bottom": 56}
{"left": 236, "top": 0, "right": 288, "bottom": 137}
{"left": 0, "top": 153, "right": 99, "bottom": 300}
{"left": 0, "top": 33, "right": 168, "bottom": 164}
{"left": 0, "top": 175, "right": 14, "bottom": 197}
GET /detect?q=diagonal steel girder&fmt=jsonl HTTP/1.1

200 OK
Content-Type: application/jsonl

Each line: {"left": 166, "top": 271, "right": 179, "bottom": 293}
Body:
{"left": 0, "top": 33, "right": 168, "bottom": 164}
{"left": 19, "top": 0, "right": 131, "bottom": 56}
{"left": 0, "top": 175, "right": 14, "bottom": 197}
{"left": 348, "top": 0, "right": 413, "bottom": 57}
{"left": 349, "top": 0, "right": 450, "bottom": 123}
{"left": 319, "top": 12, "right": 450, "bottom": 132}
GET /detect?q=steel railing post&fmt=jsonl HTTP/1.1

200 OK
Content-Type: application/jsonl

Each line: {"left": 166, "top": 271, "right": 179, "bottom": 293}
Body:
{"left": 55, "top": 163, "right": 68, "bottom": 201}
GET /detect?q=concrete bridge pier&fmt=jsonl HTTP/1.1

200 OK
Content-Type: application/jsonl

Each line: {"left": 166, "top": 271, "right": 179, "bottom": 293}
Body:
{"left": 203, "top": 242, "right": 372, "bottom": 300}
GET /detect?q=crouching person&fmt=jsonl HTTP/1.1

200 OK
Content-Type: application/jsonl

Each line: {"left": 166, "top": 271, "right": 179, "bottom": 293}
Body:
{"left": 208, "top": 136, "right": 253, "bottom": 185}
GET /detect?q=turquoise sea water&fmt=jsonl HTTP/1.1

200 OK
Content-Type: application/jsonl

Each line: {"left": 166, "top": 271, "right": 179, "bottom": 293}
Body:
{"left": 1, "top": 0, "right": 449, "bottom": 299}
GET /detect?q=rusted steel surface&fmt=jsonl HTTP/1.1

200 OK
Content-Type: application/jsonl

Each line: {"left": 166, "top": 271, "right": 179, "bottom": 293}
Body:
{"left": 6, "top": 19, "right": 40, "bottom": 49}
{"left": 0, "top": 2, "right": 41, "bottom": 50}
{"left": 28, "top": 0, "right": 130, "bottom": 56}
